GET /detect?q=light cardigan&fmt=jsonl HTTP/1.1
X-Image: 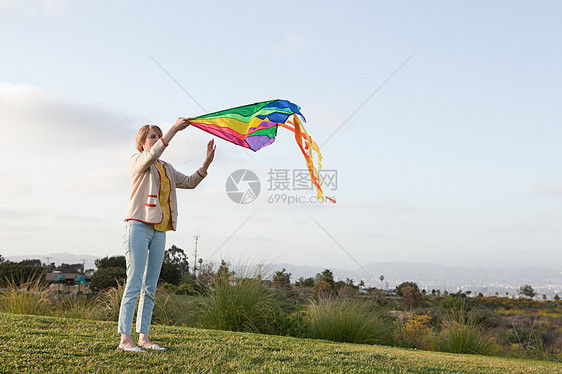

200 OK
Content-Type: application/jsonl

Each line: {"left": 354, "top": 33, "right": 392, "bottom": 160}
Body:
{"left": 124, "top": 138, "right": 206, "bottom": 231}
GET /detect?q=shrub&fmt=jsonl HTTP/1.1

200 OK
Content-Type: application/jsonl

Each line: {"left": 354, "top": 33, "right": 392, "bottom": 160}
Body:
{"left": 337, "top": 285, "right": 358, "bottom": 300}
{"left": 401, "top": 285, "right": 422, "bottom": 310}
{"left": 279, "top": 309, "right": 311, "bottom": 338}
{"left": 0, "top": 277, "right": 51, "bottom": 315}
{"left": 433, "top": 321, "right": 498, "bottom": 355}
{"left": 53, "top": 294, "right": 101, "bottom": 320}
{"left": 394, "top": 314, "right": 434, "bottom": 349}
{"left": 432, "top": 303, "right": 499, "bottom": 355}
{"left": 95, "top": 256, "right": 126, "bottom": 270}
{"left": 305, "top": 299, "right": 392, "bottom": 345}
{"left": 159, "top": 282, "right": 178, "bottom": 293}
{"left": 152, "top": 290, "right": 200, "bottom": 327}
{"left": 89, "top": 267, "right": 126, "bottom": 291}
{"left": 500, "top": 315, "right": 562, "bottom": 361}
{"left": 198, "top": 275, "right": 282, "bottom": 334}
{"left": 96, "top": 281, "right": 125, "bottom": 321}
{"left": 440, "top": 295, "right": 465, "bottom": 310}
{"left": 159, "top": 262, "right": 182, "bottom": 285}
{"left": 0, "top": 262, "right": 45, "bottom": 287}
{"left": 313, "top": 280, "right": 335, "bottom": 300}
{"left": 396, "top": 281, "right": 419, "bottom": 297}
{"left": 173, "top": 276, "right": 211, "bottom": 296}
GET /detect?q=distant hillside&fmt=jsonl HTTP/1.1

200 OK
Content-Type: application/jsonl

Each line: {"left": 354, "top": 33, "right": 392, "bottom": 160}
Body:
{"left": 274, "top": 262, "right": 562, "bottom": 298}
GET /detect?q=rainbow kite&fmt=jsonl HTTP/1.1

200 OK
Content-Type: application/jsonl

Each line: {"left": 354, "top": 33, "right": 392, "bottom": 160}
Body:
{"left": 191, "top": 99, "right": 335, "bottom": 203}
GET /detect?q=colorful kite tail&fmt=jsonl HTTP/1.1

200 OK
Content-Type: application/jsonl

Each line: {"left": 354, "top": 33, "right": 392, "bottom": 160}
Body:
{"left": 284, "top": 115, "right": 336, "bottom": 204}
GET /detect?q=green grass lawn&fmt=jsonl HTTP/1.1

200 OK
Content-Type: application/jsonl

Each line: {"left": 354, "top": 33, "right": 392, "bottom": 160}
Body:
{"left": 0, "top": 313, "right": 559, "bottom": 373}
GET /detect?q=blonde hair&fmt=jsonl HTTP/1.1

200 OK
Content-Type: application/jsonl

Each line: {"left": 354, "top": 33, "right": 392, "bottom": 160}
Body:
{"left": 135, "top": 125, "right": 163, "bottom": 152}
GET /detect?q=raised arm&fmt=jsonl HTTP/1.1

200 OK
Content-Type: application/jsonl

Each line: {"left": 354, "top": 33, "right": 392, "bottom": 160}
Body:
{"left": 199, "top": 139, "right": 216, "bottom": 175}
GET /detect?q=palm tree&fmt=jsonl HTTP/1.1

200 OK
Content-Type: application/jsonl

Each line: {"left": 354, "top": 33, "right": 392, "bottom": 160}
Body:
{"left": 321, "top": 269, "right": 334, "bottom": 283}
{"left": 379, "top": 275, "right": 384, "bottom": 290}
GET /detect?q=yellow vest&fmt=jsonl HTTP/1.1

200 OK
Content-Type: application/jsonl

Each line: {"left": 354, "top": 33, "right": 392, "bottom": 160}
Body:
{"left": 154, "top": 161, "right": 172, "bottom": 232}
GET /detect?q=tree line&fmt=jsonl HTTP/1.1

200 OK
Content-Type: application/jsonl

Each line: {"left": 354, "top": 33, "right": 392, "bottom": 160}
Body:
{"left": 0, "top": 251, "right": 555, "bottom": 302}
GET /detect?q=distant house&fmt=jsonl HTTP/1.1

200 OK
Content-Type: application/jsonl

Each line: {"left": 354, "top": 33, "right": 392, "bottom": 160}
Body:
{"left": 46, "top": 271, "right": 91, "bottom": 294}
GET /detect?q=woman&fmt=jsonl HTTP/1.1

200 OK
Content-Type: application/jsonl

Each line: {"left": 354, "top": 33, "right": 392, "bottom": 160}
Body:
{"left": 118, "top": 117, "right": 215, "bottom": 352}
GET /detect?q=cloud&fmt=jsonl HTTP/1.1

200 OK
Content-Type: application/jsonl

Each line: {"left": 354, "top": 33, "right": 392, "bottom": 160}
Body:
{"left": 0, "top": 0, "right": 16, "bottom": 10}
{"left": 38, "top": 0, "right": 67, "bottom": 12}
{"left": 533, "top": 183, "right": 562, "bottom": 196}
{"left": 343, "top": 198, "right": 419, "bottom": 214}
{"left": 495, "top": 249, "right": 555, "bottom": 258}
{"left": 490, "top": 223, "right": 551, "bottom": 233}
{"left": 0, "top": 82, "right": 140, "bottom": 150}
{"left": 0, "top": 0, "right": 67, "bottom": 12}
{"left": 0, "top": 174, "right": 33, "bottom": 196}
{"left": 272, "top": 33, "right": 312, "bottom": 56}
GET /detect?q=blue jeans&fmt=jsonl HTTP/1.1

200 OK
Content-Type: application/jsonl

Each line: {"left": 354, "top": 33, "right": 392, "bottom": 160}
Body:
{"left": 118, "top": 220, "right": 166, "bottom": 334}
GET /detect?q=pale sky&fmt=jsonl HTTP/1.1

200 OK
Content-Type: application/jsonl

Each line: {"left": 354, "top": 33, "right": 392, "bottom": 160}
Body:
{"left": 1, "top": 0, "right": 561, "bottom": 274}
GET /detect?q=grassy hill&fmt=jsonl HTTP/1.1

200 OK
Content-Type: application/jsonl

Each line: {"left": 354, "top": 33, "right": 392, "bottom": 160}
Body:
{"left": 0, "top": 313, "right": 559, "bottom": 373}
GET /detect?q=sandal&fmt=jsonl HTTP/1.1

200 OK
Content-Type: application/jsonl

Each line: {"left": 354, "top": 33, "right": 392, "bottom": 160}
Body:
{"left": 118, "top": 344, "right": 146, "bottom": 353}
{"left": 139, "top": 342, "right": 167, "bottom": 351}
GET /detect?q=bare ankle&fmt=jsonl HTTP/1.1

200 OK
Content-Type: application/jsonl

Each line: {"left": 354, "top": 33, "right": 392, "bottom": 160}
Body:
{"left": 120, "top": 334, "right": 134, "bottom": 346}
{"left": 138, "top": 333, "right": 151, "bottom": 345}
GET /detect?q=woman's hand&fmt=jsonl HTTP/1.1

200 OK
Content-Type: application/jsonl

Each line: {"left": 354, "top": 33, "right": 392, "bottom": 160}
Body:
{"left": 162, "top": 117, "right": 192, "bottom": 145}
{"left": 200, "top": 139, "right": 216, "bottom": 173}
{"left": 173, "top": 117, "right": 192, "bottom": 131}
